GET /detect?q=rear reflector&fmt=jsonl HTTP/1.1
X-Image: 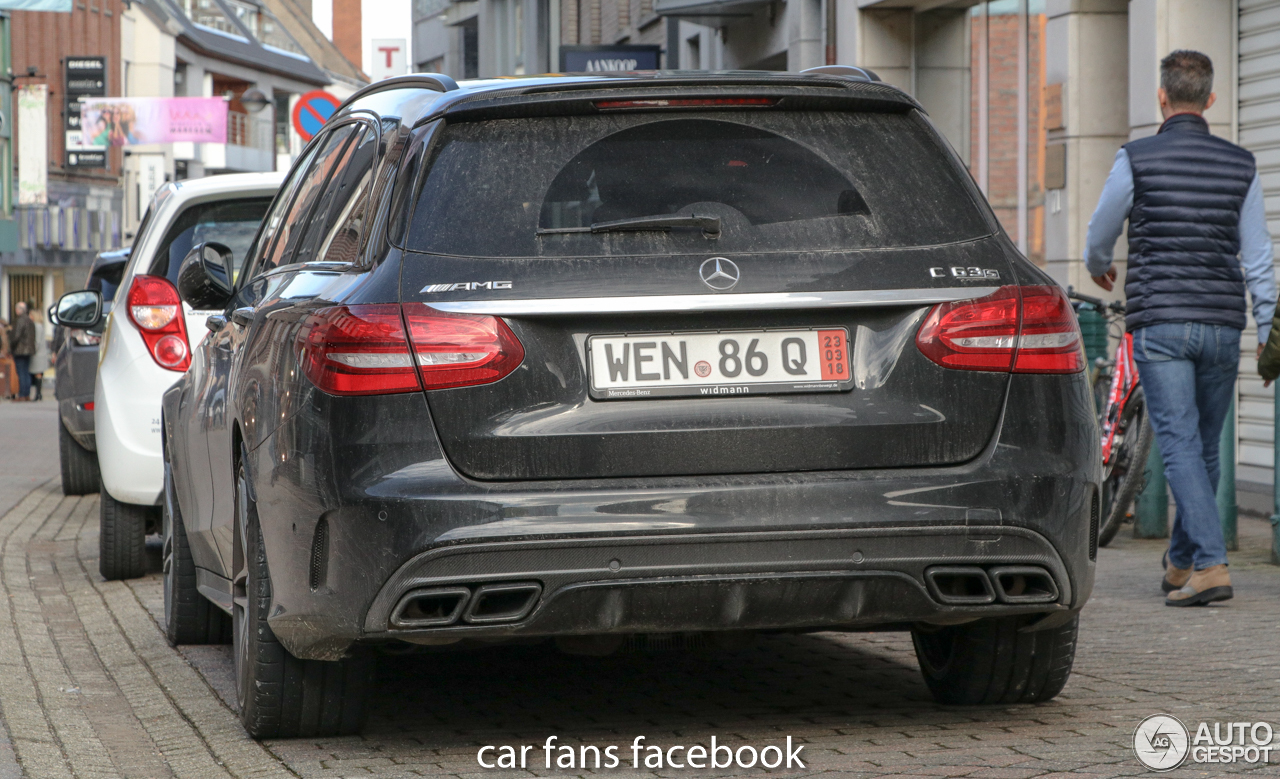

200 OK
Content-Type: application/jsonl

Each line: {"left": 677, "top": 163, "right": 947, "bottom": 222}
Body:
{"left": 594, "top": 98, "right": 778, "bottom": 110}
{"left": 297, "top": 304, "right": 525, "bottom": 396}
{"left": 916, "top": 285, "right": 1083, "bottom": 374}
{"left": 125, "top": 275, "right": 191, "bottom": 372}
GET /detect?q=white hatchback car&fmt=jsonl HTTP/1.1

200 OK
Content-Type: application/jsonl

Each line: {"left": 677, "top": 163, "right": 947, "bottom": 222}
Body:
{"left": 91, "top": 172, "right": 284, "bottom": 579}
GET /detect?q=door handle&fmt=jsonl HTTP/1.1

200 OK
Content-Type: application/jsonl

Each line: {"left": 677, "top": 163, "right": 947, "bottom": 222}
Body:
{"left": 230, "top": 307, "right": 253, "bottom": 327}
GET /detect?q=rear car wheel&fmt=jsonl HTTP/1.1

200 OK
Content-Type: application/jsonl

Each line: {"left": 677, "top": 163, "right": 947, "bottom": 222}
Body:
{"left": 233, "top": 457, "right": 374, "bottom": 739}
{"left": 911, "top": 615, "right": 1078, "bottom": 705}
{"left": 59, "top": 421, "right": 100, "bottom": 495}
{"left": 162, "top": 459, "right": 231, "bottom": 645}
{"left": 99, "top": 486, "right": 150, "bottom": 581}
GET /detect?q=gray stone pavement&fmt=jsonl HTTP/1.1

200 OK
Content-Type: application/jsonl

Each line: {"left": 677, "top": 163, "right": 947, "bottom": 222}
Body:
{"left": 2, "top": 403, "right": 1280, "bottom": 777}
{"left": 0, "top": 399, "right": 59, "bottom": 516}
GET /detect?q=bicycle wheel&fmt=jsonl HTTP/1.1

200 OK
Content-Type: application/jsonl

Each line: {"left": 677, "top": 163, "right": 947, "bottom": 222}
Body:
{"left": 1098, "top": 386, "right": 1155, "bottom": 547}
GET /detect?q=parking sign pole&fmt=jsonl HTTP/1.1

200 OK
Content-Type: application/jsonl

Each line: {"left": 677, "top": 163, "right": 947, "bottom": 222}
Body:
{"left": 1273, "top": 385, "right": 1280, "bottom": 564}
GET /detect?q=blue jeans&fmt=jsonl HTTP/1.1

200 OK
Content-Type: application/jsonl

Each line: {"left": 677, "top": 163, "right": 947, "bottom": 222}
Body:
{"left": 13, "top": 355, "right": 29, "bottom": 399}
{"left": 1132, "top": 322, "right": 1238, "bottom": 570}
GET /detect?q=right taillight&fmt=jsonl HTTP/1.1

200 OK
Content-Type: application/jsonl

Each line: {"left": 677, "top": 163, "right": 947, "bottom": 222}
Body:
{"left": 916, "top": 285, "right": 1083, "bottom": 374}
{"left": 296, "top": 303, "right": 524, "bottom": 396}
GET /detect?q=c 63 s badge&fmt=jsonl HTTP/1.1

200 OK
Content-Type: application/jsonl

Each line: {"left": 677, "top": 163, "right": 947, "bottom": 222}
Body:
{"left": 930, "top": 267, "right": 1000, "bottom": 280}
{"left": 422, "top": 280, "right": 513, "bottom": 293}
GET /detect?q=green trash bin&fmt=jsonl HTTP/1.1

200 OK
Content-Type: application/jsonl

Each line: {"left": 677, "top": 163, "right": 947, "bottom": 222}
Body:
{"left": 1077, "top": 305, "right": 1109, "bottom": 366}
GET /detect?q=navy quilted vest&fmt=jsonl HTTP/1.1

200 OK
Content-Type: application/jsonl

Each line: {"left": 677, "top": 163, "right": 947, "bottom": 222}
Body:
{"left": 1123, "top": 113, "right": 1256, "bottom": 331}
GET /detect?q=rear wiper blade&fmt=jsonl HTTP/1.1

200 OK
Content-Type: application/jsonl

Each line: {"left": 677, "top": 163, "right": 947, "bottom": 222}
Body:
{"left": 537, "top": 214, "right": 721, "bottom": 237}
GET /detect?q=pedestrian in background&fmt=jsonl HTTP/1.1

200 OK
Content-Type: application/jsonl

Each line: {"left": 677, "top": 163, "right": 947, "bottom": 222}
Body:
{"left": 28, "top": 303, "right": 47, "bottom": 401}
{"left": 0, "top": 316, "right": 13, "bottom": 400}
{"left": 1084, "top": 50, "right": 1277, "bottom": 607}
{"left": 9, "top": 301, "right": 35, "bottom": 403}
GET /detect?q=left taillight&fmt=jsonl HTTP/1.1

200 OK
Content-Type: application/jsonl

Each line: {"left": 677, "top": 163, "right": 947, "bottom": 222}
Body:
{"left": 296, "top": 303, "right": 525, "bottom": 396}
{"left": 125, "top": 275, "right": 191, "bottom": 372}
{"left": 916, "top": 284, "right": 1083, "bottom": 374}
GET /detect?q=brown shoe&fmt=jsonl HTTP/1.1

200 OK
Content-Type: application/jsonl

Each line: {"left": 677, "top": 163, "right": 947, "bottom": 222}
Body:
{"left": 1162, "top": 550, "right": 1192, "bottom": 593}
{"left": 1166, "top": 564, "right": 1233, "bottom": 607}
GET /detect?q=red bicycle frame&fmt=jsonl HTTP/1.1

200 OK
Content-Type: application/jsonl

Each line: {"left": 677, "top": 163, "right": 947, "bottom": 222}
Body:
{"left": 1100, "top": 331, "right": 1140, "bottom": 464}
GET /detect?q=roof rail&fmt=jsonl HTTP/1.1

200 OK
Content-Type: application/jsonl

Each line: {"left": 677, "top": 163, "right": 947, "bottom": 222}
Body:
{"left": 338, "top": 73, "right": 460, "bottom": 110}
{"left": 800, "top": 65, "right": 880, "bottom": 82}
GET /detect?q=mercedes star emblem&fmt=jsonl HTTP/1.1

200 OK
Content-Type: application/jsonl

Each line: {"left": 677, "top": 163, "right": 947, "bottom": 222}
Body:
{"left": 699, "top": 257, "right": 740, "bottom": 290}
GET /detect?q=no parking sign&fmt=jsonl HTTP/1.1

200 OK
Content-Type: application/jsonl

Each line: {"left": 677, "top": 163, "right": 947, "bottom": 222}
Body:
{"left": 291, "top": 90, "right": 342, "bottom": 142}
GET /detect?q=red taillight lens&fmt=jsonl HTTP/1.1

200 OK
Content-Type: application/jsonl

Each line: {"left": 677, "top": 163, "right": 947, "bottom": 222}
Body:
{"left": 1012, "top": 286, "right": 1085, "bottom": 373}
{"left": 594, "top": 98, "right": 778, "bottom": 110}
{"left": 916, "top": 285, "right": 1083, "bottom": 374}
{"left": 298, "top": 305, "right": 421, "bottom": 396}
{"left": 402, "top": 303, "right": 525, "bottom": 390}
{"left": 125, "top": 275, "right": 191, "bottom": 372}
{"left": 296, "top": 303, "right": 525, "bottom": 396}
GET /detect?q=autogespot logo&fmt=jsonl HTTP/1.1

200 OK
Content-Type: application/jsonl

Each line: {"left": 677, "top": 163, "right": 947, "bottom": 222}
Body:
{"left": 699, "top": 257, "right": 740, "bottom": 290}
{"left": 1134, "top": 714, "right": 1190, "bottom": 771}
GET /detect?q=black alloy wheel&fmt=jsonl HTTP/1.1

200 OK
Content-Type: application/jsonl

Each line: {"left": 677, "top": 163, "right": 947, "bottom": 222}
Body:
{"left": 162, "top": 443, "right": 231, "bottom": 646}
{"left": 232, "top": 450, "right": 374, "bottom": 739}
{"left": 911, "top": 614, "right": 1079, "bottom": 705}
{"left": 1097, "top": 387, "right": 1154, "bottom": 547}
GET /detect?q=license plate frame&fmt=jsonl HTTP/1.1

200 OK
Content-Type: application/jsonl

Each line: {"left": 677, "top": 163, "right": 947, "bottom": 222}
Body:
{"left": 587, "top": 327, "right": 853, "bottom": 400}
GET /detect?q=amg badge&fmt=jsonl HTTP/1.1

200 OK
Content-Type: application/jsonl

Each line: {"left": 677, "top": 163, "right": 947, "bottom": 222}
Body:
{"left": 421, "top": 280, "right": 513, "bottom": 293}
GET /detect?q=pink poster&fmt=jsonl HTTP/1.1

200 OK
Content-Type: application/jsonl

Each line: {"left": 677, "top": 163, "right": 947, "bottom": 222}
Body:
{"left": 80, "top": 97, "right": 229, "bottom": 146}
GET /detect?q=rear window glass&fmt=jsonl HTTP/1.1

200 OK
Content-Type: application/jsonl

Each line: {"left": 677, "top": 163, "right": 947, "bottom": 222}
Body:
{"left": 406, "top": 111, "right": 990, "bottom": 258}
{"left": 149, "top": 198, "right": 274, "bottom": 284}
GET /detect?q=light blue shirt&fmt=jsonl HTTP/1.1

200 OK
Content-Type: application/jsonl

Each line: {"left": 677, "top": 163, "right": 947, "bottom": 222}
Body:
{"left": 1084, "top": 147, "right": 1277, "bottom": 343}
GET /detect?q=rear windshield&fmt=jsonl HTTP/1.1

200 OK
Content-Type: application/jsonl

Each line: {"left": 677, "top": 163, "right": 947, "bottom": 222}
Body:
{"left": 405, "top": 110, "right": 991, "bottom": 258}
{"left": 148, "top": 198, "right": 274, "bottom": 284}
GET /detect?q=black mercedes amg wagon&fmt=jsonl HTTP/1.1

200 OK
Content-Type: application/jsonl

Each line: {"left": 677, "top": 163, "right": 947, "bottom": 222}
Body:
{"left": 162, "top": 69, "right": 1100, "bottom": 738}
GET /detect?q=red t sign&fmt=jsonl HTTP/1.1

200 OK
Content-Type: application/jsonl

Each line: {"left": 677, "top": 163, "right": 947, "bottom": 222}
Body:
{"left": 378, "top": 46, "right": 399, "bottom": 68}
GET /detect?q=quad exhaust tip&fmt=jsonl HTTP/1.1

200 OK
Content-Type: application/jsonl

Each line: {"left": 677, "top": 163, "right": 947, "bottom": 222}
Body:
{"left": 389, "top": 582, "right": 542, "bottom": 629}
{"left": 989, "top": 566, "right": 1059, "bottom": 604}
{"left": 924, "top": 566, "right": 996, "bottom": 605}
{"left": 924, "top": 565, "right": 1059, "bottom": 606}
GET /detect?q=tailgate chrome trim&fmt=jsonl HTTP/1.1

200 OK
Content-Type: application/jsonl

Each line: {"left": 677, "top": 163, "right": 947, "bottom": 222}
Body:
{"left": 425, "top": 287, "right": 999, "bottom": 316}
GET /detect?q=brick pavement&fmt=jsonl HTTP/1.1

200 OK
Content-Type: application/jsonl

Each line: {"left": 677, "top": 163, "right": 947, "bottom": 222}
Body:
{"left": 0, "top": 476, "right": 1278, "bottom": 778}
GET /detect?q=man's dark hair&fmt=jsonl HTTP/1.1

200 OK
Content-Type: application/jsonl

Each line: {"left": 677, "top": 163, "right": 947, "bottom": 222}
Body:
{"left": 1161, "top": 50, "right": 1214, "bottom": 108}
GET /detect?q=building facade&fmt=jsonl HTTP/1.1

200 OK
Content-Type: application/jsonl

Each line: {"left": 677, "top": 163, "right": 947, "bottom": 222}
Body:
{"left": 4, "top": 2, "right": 123, "bottom": 320}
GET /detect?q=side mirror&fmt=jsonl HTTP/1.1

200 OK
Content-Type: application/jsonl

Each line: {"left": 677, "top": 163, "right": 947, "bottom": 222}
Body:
{"left": 177, "top": 241, "right": 234, "bottom": 310}
{"left": 51, "top": 290, "right": 103, "bottom": 329}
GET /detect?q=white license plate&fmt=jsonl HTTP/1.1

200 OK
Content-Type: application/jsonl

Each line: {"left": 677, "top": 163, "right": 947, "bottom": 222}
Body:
{"left": 588, "top": 328, "right": 852, "bottom": 400}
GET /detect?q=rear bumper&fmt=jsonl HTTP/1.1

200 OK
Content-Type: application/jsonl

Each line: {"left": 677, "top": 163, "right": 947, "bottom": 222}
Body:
{"left": 251, "top": 373, "right": 1100, "bottom": 661}
{"left": 361, "top": 525, "right": 1072, "bottom": 637}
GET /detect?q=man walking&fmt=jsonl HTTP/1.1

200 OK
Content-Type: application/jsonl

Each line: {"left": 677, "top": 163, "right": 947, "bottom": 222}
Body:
{"left": 9, "top": 301, "right": 34, "bottom": 402}
{"left": 1086, "top": 50, "right": 1277, "bottom": 606}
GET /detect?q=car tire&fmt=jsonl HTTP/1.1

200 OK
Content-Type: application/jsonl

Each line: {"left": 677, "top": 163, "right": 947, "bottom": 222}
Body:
{"left": 59, "top": 421, "right": 100, "bottom": 495}
{"left": 99, "top": 486, "right": 149, "bottom": 581}
{"left": 910, "top": 614, "right": 1078, "bottom": 705}
{"left": 233, "top": 456, "right": 374, "bottom": 739}
{"left": 163, "top": 459, "right": 231, "bottom": 646}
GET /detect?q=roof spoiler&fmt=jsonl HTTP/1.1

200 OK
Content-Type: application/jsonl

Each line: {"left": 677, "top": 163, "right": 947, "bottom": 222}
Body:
{"left": 336, "top": 73, "right": 460, "bottom": 112}
{"left": 800, "top": 65, "right": 880, "bottom": 82}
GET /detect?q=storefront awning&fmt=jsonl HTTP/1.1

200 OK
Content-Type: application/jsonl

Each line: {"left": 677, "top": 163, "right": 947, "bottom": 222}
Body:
{"left": 654, "top": 0, "right": 769, "bottom": 25}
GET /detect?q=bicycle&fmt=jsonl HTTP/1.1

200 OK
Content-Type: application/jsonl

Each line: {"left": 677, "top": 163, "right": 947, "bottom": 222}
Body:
{"left": 1067, "top": 287, "right": 1155, "bottom": 547}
